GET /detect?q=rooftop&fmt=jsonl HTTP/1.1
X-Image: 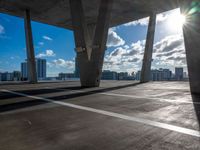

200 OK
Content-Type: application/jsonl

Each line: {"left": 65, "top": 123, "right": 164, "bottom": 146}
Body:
{"left": 0, "top": 81, "right": 200, "bottom": 150}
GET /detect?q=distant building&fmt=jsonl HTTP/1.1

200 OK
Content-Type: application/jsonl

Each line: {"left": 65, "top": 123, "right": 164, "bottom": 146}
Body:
{"left": 136, "top": 68, "right": 172, "bottom": 81}
{"left": 13, "top": 71, "right": 21, "bottom": 81}
{"left": 183, "top": 72, "right": 188, "bottom": 79}
{"left": 135, "top": 71, "right": 141, "bottom": 80}
{"left": 0, "top": 72, "right": 13, "bottom": 81}
{"left": 21, "top": 62, "right": 28, "bottom": 80}
{"left": 37, "top": 59, "right": 46, "bottom": 80}
{"left": 151, "top": 68, "right": 172, "bottom": 81}
{"left": 175, "top": 67, "right": 183, "bottom": 80}
{"left": 151, "top": 69, "right": 162, "bottom": 81}
{"left": 74, "top": 57, "right": 80, "bottom": 78}
{"left": 117, "top": 72, "right": 128, "bottom": 80}
{"left": 101, "top": 70, "right": 118, "bottom": 80}
{"left": 21, "top": 59, "right": 46, "bottom": 80}
{"left": 162, "top": 69, "right": 172, "bottom": 80}
{"left": 58, "top": 73, "right": 75, "bottom": 80}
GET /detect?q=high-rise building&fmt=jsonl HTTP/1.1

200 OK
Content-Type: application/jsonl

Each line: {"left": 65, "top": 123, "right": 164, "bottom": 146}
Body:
{"left": 135, "top": 71, "right": 141, "bottom": 80}
{"left": 117, "top": 72, "right": 128, "bottom": 80}
{"left": 21, "top": 59, "right": 46, "bottom": 80}
{"left": 74, "top": 57, "right": 80, "bottom": 78}
{"left": 21, "top": 62, "right": 28, "bottom": 80}
{"left": 37, "top": 59, "right": 46, "bottom": 80}
{"left": 0, "top": 72, "right": 13, "bottom": 81}
{"left": 137, "top": 68, "right": 172, "bottom": 81}
{"left": 175, "top": 67, "right": 183, "bottom": 81}
{"left": 151, "top": 69, "right": 162, "bottom": 81}
{"left": 151, "top": 68, "right": 172, "bottom": 81}
{"left": 13, "top": 71, "right": 21, "bottom": 81}
{"left": 162, "top": 69, "right": 172, "bottom": 80}
{"left": 101, "top": 70, "right": 118, "bottom": 80}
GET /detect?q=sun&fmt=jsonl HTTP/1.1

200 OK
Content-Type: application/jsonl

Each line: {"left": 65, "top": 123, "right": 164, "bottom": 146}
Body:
{"left": 167, "top": 10, "right": 186, "bottom": 31}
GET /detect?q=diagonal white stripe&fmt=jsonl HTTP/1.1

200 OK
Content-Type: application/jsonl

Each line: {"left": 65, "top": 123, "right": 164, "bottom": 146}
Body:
{"left": 1, "top": 89, "right": 200, "bottom": 138}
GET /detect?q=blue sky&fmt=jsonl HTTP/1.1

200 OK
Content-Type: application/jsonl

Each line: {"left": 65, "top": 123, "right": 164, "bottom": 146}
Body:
{"left": 0, "top": 8, "right": 187, "bottom": 76}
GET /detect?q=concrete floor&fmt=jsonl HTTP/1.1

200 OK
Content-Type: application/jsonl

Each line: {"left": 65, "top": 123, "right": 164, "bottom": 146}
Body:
{"left": 0, "top": 81, "right": 200, "bottom": 150}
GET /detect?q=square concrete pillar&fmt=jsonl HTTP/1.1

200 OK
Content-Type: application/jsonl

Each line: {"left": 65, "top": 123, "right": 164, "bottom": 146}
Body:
{"left": 24, "top": 9, "right": 37, "bottom": 83}
{"left": 180, "top": 0, "right": 200, "bottom": 94}
{"left": 140, "top": 13, "right": 156, "bottom": 83}
{"left": 70, "top": 0, "right": 113, "bottom": 87}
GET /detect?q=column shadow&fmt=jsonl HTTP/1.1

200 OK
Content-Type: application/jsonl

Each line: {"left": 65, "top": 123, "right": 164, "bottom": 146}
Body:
{"left": 191, "top": 93, "right": 200, "bottom": 129}
{"left": 0, "top": 82, "right": 141, "bottom": 113}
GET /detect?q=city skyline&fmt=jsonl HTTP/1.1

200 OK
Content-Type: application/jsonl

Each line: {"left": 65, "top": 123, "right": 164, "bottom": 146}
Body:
{"left": 0, "top": 58, "right": 187, "bottom": 77}
{"left": 0, "top": 8, "right": 187, "bottom": 76}
{"left": 0, "top": 56, "right": 188, "bottom": 81}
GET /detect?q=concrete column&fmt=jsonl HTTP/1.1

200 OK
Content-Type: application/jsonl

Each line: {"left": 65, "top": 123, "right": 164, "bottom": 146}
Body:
{"left": 70, "top": 0, "right": 113, "bottom": 87}
{"left": 24, "top": 9, "right": 37, "bottom": 83}
{"left": 140, "top": 13, "right": 156, "bottom": 83}
{"left": 180, "top": 0, "right": 200, "bottom": 94}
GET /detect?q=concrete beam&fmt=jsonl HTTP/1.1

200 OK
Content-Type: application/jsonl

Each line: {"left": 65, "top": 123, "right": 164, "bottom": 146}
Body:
{"left": 70, "top": 0, "right": 113, "bottom": 87}
{"left": 180, "top": 0, "right": 200, "bottom": 94}
{"left": 24, "top": 9, "right": 37, "bottom": 83}
{"left": 140, "top": 13, "right": 156, "bottom": 83}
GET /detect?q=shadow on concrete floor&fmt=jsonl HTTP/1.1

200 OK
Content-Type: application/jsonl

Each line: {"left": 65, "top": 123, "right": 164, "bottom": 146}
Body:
{"left": 191, "top": 94, "right": 200, "bottom": 129}
{"left": 0, "top": 82, "right": 140, "bottom": 113}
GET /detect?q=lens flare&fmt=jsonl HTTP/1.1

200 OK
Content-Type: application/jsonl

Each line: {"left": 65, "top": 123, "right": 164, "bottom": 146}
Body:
{"left": 167, "top": 11, "right": 186, "bottom": 32}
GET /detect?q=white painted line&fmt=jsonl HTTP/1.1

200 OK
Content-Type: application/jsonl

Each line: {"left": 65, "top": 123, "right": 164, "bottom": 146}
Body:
{"left": 1, "top": 89, "right": 200, "bottom": 138}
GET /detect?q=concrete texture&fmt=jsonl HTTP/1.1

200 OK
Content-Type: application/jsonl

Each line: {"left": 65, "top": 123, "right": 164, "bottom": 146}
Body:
{"left": 0, "top": 81, "right": 200, "bottom": 150}
{"left": 24, "top": 9, "right": 37, "bottom": 83}
{"left": 140, "top": 13, "right": 156, "bottom": 83}
{"left": 70, "top": 0, "right": 112, "bottom": 87}
{"left": 0, "top": 0, "right": 179, "bottom": 29}
{"left": 180, "top": 0, "right": 200, "bottom": 94}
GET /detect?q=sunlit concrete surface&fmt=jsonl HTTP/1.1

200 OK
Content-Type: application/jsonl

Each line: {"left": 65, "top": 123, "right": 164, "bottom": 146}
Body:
{"left": 0, "top": 81, "right": 200, "bottom": 150}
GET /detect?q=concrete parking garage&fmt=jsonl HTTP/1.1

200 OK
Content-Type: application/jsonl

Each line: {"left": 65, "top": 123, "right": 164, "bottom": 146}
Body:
{"left": 0, "top": 81, "right": 200, "bottom": 150}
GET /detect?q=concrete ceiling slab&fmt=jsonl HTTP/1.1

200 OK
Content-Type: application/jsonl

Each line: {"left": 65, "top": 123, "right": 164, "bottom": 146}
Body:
{"left": 0, "top": 0, "right": 180, "bottom": 30}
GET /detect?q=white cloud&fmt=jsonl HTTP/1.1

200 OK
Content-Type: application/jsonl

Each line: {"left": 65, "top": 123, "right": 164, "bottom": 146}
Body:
{"left": 153, "top": 33, "right": 186, "bottom": 67}
{"left": 38, "top": 42, "right": 44, "bottom": 46}
{"left": 36, "top": 49, "right": 56, "bottom": 58}
{"left": 106, "top": 28, "right": 125, "bottom": 47}
{"left": 48, "top": 59, "right": 75, "bottom": 68}
{"left": 103, "top": 32, "right": 186, "bottom": 73}
{"left": 43, "top": 35, "right": 53, "bottom": 41}
{"left": 0, "top": 25, "right": 5, "bottom": 34}
{"left": 124, "top": 17, "right": 149, "bottom": 26}
{"left": 156, "top": 13, "right": 169, "bottom": 23}
{"left": 123, "top": 13, "right": 169, "bottom": 27}
{"left": 154, "top": 34, "right": 184, "bottom": 53}
{"left": 103, "top": 40, "right": 145, "bottom": 72}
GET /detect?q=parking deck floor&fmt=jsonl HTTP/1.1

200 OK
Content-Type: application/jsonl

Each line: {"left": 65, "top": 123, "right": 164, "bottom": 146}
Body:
{"left": 0, "top": 81, "right": 200, "bottom": 150}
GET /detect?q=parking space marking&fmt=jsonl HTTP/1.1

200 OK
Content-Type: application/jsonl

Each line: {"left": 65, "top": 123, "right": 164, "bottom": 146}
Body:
{"left": 1, "top": 89, "right": 200, "bottom": 138}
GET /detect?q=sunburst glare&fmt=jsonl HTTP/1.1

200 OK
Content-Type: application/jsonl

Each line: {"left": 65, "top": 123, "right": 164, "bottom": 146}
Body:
{"left": 167, "top": 9, "right": 186, "bottom": 32}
